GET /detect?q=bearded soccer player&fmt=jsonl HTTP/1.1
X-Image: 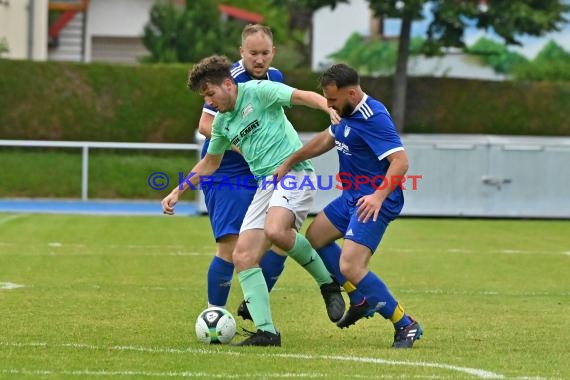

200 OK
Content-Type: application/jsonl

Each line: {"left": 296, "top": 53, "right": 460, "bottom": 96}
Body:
{"left": 274, "top": 63, "right": 423, "bottom": 348}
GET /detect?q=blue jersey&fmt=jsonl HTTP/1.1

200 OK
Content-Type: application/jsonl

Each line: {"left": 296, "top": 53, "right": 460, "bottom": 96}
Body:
{"left": 200, "top": 60, "right": 285, "bottom": 184}
{"left": 330, "top": 94, "right": 405, "bottom": 213}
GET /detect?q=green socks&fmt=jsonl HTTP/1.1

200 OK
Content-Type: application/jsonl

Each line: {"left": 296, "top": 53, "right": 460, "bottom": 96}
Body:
{"left": 286, "top": 232, "right": 332, "bottom": 286}
{"left": 238, "top": 268, "right": 276, "bottom": 334}
{"left": 236, "top": 233, "right": 333, "bottom": 334}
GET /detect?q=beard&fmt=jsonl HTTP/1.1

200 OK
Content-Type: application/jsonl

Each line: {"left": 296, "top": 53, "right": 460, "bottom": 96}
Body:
{"left": 340, "top": 102, "right": 354, "bottom": 117}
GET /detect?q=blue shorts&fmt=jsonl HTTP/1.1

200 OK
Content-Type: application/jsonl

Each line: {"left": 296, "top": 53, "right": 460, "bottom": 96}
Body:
{"left": 323, "top": 195, "right": 403, "bottom": 253}
{"left": 203, "top": 185, "right": 256, "bottom": 241}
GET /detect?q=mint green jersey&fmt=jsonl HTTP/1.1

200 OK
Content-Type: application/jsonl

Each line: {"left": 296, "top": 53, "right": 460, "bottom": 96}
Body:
{"left": 207, "top": 80, "right": 313, "bottom": 178}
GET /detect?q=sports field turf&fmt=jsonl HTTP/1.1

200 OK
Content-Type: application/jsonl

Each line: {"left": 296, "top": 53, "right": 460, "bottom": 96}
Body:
{"left": 1, "top": 213, "right": 568, "bottom": 379}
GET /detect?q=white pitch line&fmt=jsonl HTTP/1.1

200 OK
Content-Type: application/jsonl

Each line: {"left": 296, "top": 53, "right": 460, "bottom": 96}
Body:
{"left": 0, "top": 341, "right": 506, "bottom": 379}
{"left": 398, "top": 289, "right": 569, "bottom": 297}
{"left": 443, "top": 248, "right": 568, "bottom": 256}
{"left": 0, "top": 214, "right": 25, "bottom": 225}
{"left": 0, "top": 282, "right": 25, "bottom": 290}
{"left": 0, "top": 369, "right": 451, "bottom": 379}
{"left": 0, "top": 250, "right": 211, "bottom": 257}
{"left": 1, "top": 241, "right": 567, "bottom": 257}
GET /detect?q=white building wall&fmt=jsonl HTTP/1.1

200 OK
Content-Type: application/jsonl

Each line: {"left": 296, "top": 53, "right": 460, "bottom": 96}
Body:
{"left": 84, "top": 0, "right": 155, "bottom": 62}
{"left": 312, "top": 0, "right": 371, "bottom": 71}
{"left": 87, "top": 0, "right": 154, "bottom": 37}
{"left": 409, "top": 54, "right": 506, "bottom": 81}
{"left": 0, "top": 0, "right": 47, "bottom": 60}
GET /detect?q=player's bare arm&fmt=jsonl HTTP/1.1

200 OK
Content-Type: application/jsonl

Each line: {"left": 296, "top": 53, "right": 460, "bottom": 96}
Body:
{"left": 273, "top": 130, "right": 335, "bottom": 181}
{"left": 356, "top": 150, "right": 409, "bottom": 223}
{"left": 197, "top": 112, "right": 215, "bottom": 138}
{"left": 161, "top": 153, "right": 223, "bottom": 215}
{"left": 290, "top": 89, "right": 340, "bottom": 124}
{"left": 197, "top": 112, "right": 242, "bottom": 154}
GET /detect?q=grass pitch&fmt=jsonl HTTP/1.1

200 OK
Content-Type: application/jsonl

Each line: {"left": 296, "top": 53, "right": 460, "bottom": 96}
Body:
{"left": 0, "top": 214, "right": 569, "bottom": 379}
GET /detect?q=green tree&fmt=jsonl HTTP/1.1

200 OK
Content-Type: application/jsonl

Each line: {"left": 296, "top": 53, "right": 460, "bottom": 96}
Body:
{"left": 533, "top": 39, "right": 570, "bottom": 63}
{"left": 271, "top": 0, "right": 349, "bottom": 66}
{"left": 329, "top": 33, "right": 398, "bottom": 75}
{"left": 366, "top": 0, "right": 570, "bottom": 132}
{"left": 142, "top": 1, "right": 182, "bottom": 63}
{"left": 176, "top": 0, "right": 226, "bottom": 62}
{"left": 467, "top": 37, "right": 529, "bottom": 74}
{"left": 142, "top": 0, "right": 229, "bottom": 63}
{"left": 514, "top": 39, "right": 570, "bottom": 81}
{"left": 330, "top": 34, "right": 428, "bottom": 76}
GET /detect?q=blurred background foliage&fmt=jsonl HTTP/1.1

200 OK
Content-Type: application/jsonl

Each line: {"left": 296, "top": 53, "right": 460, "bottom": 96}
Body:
{"left": 1, "top": 59, "right": 568, "bottom": 141}
{"left": 329, "top": 32, "right": 570, "bottom": 80}
{"left": 2, "top": 0, "right": 569, "bottom": 143}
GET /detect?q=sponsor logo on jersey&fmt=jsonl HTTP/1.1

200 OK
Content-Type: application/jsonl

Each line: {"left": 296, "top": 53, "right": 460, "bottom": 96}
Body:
{"left": 231, "top": 120, "right": 260, "bottom": 145}
{"left": 242, "top": 103, "right": 254, "bottom": 118}
{"left": 335, "top": 140, "right": 351, "bottom": 155}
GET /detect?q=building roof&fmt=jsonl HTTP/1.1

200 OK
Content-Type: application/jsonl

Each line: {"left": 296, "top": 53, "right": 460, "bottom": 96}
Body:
{"left": 218, "top": 4, "right": 263, "bottom": 24}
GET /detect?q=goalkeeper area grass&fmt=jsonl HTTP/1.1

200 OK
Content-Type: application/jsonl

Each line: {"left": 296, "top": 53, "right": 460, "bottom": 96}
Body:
{"left": 1, "top": 213, "right": 568, "bottom": 379}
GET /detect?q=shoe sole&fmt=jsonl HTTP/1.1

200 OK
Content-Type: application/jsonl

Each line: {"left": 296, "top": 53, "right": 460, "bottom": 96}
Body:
{"left": 337, "top": 311, "right": 374, "bottom": 329}
{"left": 232, "top": 342, "right": 281, "bottom": 347}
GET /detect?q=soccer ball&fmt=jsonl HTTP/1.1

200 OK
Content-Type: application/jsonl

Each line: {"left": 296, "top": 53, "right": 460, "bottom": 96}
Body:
{"left": 195, "top": 307, "right": 237, "bottom": 344}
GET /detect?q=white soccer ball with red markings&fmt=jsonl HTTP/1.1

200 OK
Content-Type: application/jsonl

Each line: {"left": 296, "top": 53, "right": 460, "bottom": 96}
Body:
{"left": 195, "top": 307, "right": 237, "bottom": 344}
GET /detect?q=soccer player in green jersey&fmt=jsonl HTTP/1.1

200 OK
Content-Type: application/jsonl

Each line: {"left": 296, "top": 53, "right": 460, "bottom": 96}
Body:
{"left": 161, "top": 55, "right": 344, "bottom": 346}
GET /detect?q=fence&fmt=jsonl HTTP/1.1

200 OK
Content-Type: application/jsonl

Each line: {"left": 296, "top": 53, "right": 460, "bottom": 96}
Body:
{"left": 0, "top": 139, "right": 199, "bottom": 201}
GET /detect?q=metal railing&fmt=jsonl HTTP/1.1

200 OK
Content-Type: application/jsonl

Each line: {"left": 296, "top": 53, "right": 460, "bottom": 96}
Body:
{"left": 0, "top": 140, "right": 199, "bottom": 201}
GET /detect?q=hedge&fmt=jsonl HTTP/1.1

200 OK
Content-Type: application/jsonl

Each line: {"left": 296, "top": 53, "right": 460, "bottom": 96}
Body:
{"left": 1, "top": 59, "right": 569, "bottom": 140}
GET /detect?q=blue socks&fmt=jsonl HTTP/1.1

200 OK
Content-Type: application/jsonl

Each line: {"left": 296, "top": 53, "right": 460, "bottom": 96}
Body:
{"left": 317, "top": 242, "right": 366, "bottom": 305}
{"left": 207, "top": 256, "right": 234, "bottom": 307}
{"left": 207, "top": 250, "right": 286, "bottom": 307}
{"left": 260, "top": 249, "right": 286, "bottom": 292}
{"left": 357, "top": 271, "right": 412, "bottom": 328}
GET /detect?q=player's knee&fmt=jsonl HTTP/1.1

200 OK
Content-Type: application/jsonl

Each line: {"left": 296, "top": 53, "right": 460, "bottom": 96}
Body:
{"left": 339, "top": 259, "right": 358, "bottom": 282}
{"left": 264, "top": 226, "right": 289, "bottom": 249}
{"left": 232, "top": 248, "right": 256, "bottom": 271}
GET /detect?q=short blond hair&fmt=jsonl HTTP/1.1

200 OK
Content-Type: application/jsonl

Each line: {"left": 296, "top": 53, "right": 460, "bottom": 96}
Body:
{"left": 241, "top": 24, "right": 273, "bottom": 44}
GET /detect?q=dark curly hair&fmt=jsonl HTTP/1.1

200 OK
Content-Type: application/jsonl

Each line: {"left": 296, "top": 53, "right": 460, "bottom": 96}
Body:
{"left": 187, "top": 55, "right": 233, "bottom": 92}
{"left": 320, "top": 63, "right": 360, "bottom": 89}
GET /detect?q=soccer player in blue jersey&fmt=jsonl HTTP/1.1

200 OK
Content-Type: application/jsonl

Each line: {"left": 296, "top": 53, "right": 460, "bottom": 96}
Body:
{"left": 196, "top": 25, "right": 288, "bottom": 319}
{"left": 162, "top": 55, "right": 345, "bottom": 346}
{"left": 274, "top": 63, "right": 423, "bottom": 348}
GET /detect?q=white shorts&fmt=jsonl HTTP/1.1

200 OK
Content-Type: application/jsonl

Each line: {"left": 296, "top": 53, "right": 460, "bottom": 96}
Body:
{"left": 240, "top": 170, "right": 316, "bottom": 232}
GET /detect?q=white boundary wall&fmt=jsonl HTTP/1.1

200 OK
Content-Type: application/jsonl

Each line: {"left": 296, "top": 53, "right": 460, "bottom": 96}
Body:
{"left": 197, "top": 133, "right": 570, "bottom": 219}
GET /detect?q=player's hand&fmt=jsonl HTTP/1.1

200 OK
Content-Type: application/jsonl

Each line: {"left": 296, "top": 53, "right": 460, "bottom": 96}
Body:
{"left": 356, "top": 193, "right": 383, "bottom": 223}
{"left": 161, "top": 190, "right": 179, "bottom": 215}
{"left": 273, "top": 162, "right": 291, "bottom": 182}
{"left": 329, "top": 107, "right": 341, "bottom": 125}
